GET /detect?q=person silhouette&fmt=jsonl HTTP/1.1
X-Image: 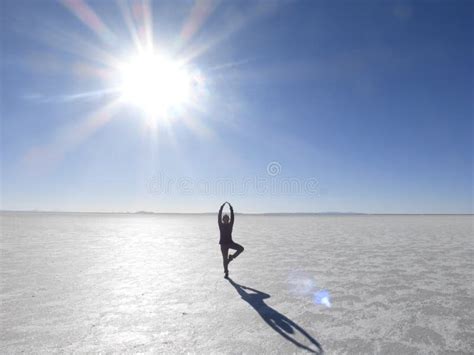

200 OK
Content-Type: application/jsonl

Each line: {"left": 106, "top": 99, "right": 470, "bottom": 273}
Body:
{"left": 218, "top": 202, "right": 244, "bottom": 278}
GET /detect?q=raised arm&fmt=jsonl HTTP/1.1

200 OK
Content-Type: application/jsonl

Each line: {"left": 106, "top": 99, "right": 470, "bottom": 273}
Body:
{"left": 229, "top": 203, "right": 234, "bottom": 227}
{"left": 218, "top": 203, "right": 225, "bottom": 226}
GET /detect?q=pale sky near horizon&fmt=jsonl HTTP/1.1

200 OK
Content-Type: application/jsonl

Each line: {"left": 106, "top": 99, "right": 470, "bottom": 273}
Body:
{"left": 1, "top": 0, "right": 472, "bottom": 213}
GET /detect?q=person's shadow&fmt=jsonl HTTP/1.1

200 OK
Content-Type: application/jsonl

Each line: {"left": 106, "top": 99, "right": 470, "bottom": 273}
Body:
{"left": 227, "top": 278, "right": 323, "bottom": 354}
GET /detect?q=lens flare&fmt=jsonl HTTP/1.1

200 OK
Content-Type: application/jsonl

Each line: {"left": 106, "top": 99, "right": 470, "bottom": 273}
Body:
{"left": 288, "top": 271, "right": 332, "bottom": 308}
{"left": 313, "top": 289, "right": 332, "bottom": 308}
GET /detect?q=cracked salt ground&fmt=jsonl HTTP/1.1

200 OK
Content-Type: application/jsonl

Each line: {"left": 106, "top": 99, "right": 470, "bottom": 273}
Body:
{"left": 1, "top": 213, "right": 473, "bottom": 353}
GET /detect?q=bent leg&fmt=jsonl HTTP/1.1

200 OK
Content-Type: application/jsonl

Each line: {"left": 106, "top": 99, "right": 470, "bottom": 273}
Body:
{"left": 220, "top": 245, "right": 229, "bottom": 272}
{"left": 229, "top": 242, "right": 244, "bottom": 259}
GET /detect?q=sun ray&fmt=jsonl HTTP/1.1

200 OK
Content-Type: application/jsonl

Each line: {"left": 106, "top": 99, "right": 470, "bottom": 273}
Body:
{"left": 118, "top": 0, "right": 149, "bottom": 53}
{"left": 179, "top": 2, "right": 278, "bottom": 65}
{"left": 60, "top": 0, "right": 115, "bottom": 44}
{"left": 179, "top": 0, "right": 218, "bottom": 46}
{"left": 24, "top": 87, "right": 121, "bottom": 103}
{"left": 28, "top": 21, "right": 122, "bottom": 69}
{"left": 23, "top": 100, "right": 121, "bottom": 172}
{"left": 142, "top": 0, "right": 154, "bottom": 51}
{"left": 208, "top": 58, "right": 253, "bottom": 72}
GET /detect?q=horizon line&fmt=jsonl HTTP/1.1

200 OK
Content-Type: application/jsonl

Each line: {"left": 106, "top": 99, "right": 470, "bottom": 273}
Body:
{"left": 1, "top": 210, "right": 472, "bottom": 216}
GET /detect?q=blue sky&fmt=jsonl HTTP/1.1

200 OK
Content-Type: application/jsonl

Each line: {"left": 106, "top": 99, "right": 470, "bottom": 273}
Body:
{"left": 1, "top": 0, "right": 472, "bottom": 213}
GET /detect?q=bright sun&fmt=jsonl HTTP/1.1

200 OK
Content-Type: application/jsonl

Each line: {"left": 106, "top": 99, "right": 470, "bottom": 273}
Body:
{"left": 118, "top": 51, "right": 192, "bottom": 115}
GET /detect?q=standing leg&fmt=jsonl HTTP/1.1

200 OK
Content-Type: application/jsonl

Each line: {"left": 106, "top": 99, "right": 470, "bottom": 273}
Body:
{"left": 229, "top": 242, "right": 244, "bottom": 260}
{"left": 220, "top": 244, "right": 229, "bottom": 277}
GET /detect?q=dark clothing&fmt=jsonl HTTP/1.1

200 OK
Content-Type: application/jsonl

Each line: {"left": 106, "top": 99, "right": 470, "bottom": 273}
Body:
{"left": 220, "top": 242, "right": 244, "bottom": 273}
{"left": 219, "top": 223, "right": 233, "bottom": 244}
{"left": 220, "top": 241, "right": 244, "bottom": 255}
{"left": 218, "top": 204, "right": 234, "bottom": 244}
